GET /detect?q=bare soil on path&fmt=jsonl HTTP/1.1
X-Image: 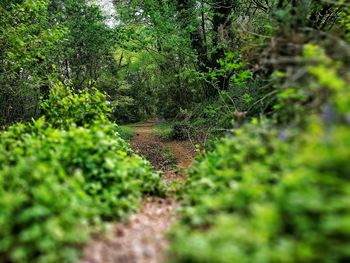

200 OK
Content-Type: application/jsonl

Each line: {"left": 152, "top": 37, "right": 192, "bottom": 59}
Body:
{"left": 80, "top": 121, "right": 195, "bottom": 263}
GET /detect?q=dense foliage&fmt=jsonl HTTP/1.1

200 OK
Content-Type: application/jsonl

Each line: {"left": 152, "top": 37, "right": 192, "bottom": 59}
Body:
{"left": 0, "top": 0, "right": 117, "bottom": 126}
{"left": 0, "top": 84, "right": 162, "bottom": 262}
{"left": 170, "top": 119, "right": 350, "bottom": 262}
{"left": 169, "top": 46, "right": 350, "bottom": 262}
{"left": 0, "top": 159, "right": 93, "bottom": 263}
{"left": 1, "top": 0, "right": 350, "bottom": 262}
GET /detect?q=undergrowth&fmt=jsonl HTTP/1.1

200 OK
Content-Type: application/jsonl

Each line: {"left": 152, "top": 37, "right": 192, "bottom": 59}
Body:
{"left": 169, "top": 45, "right": 350, "bottom": 263}
{"left": 0, "top": 83, "right": 163, "bottom": 263}
{"left": 116, "top": 125, "right": 134, "bottom": 141}
{"left": 152, "top": 123, "right": 173, "bottom": 141}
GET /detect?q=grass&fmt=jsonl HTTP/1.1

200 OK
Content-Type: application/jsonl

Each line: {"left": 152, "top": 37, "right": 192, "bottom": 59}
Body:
{"left": 162, "top": 147, "right": 178, "bottom": 170}
{"left": 152, "top": 123, "right": 173, "bottom": 141}
{"left": 116, "top": 125, "right": 134, "bottom": 141}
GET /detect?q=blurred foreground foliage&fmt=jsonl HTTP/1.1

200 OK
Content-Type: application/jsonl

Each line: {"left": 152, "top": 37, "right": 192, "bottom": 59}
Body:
{"left": 169, "top": 46, "right": 350, "bottom": 262}
{"left": 0, "top": 84, "right": 163, "bottom": 263}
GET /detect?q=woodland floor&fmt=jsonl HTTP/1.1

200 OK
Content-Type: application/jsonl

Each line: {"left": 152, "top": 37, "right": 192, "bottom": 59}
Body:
{"left": 80, "top": 120, "right": 196, "bottom": 263}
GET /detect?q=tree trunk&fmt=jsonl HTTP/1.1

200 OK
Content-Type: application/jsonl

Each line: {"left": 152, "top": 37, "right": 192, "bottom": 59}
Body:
{"left": 210, "top": 0, "right": 236, "bottom": 91}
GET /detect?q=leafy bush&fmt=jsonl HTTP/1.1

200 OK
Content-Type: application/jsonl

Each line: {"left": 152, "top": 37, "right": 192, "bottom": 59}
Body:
{"left": 152, "top": 123, "right": 173, "bottom": 141}
{"left": 168, "top": 119, "right": 293, "bottom": 262}
{"left": 265, "top": 124, "right": 350, "bottom": 262}
{"left": 41, "top": 82, "right": 111, "bottom": 129}
{"left": 152, "top": 122, "right": 190, "bottom": 141}
{"left": 55, "top": 123, "right": 162, "bottom": 219}
{"left": 0, "top": 158, "right": 94, "bottom": 263}
{"left": 0, "top": 119, "right": 162, "bottom": 220}
{"left": 169, "top": 46, "right": 350, "bottom": 263}
{"left": 171, "top": 123, "right": 189, "bottom": 141}
{"left": 0, "top": 83, "right": 163, "bottom": 262}
{"left": 170, "top": 122, "right": 350, "bottom": 263}
{"left": 176, "top": 120, "right": 293, "bottom": 227}
{"left": 116, "top": 125, "right": 134, "bottom": 141}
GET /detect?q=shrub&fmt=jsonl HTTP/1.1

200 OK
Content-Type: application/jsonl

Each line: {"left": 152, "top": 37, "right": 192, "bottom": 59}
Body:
{"left": 41, "top": 82, "right": 111, "bottom": 129}
{"left": 169, "top": 48, "right": 350, "bottom": 262}
{"left": 168, "top": 119, "right": 293, "bottom": 262}
{"left": 265, "top": 124, "right": 350, "bottom": 262}
{"left": 152, "top": 123, "right": 173, "bottom": 141}
{"left": 0, "top": 120, "right": 162, "bottom": 220}
{"left": 116, "top": 125, "right": 134, "bottom": 141}
{"left": 170, "top": 122, "right": 350, "bottom": 263}
{"left": 0, "top": 83, "right": 164, "bottom": 262}
{"left": 0, "top": 158, "right": 94, "bottom": 263}
{"left": 55, "top": 123, "right": 162, "bottom": 219}
{"left": 178, "top": 120, "right": 293, "bottom": 227}
{"left": 171, "top": 123, "right": 189, "bottom": 141}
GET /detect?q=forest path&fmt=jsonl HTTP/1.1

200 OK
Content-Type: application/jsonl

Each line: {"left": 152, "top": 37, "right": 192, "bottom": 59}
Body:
{"left": 81, "top": 120, "right": 195, "bottom": 263}
{"left": 131, "top": 120, "right": 195, "bottom": 180}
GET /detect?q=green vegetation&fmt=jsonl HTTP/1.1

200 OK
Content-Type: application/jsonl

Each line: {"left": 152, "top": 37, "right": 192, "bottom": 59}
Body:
{"left": 0, "top": 84, "right": 162, "bottom": 262}
{"left": 170, "top": 120, "right": 350, "bottom": 263}
{"left": 169, "top": 47, "right": 350, "bottom": 262}
{"left": 116, "top": 125, "right": 134, "bottom": 141}
{"left": 153, "top": 122, "right": 190, "bottom": 141}
{"left": 1, "top": 0, "right": 350, "bottom": 262}
{"left": 162, "top": 148, "right": 178, "bottom": 171}
{"left": 0, "top": 158, "right": 93, "bottom": 263}
{"left": 152, "top": 123, "right": 173, "bottom": 141}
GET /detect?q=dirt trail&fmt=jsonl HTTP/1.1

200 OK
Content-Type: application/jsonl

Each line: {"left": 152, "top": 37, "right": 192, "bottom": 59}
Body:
{"left": 131, "top": 120, "right": 195, "bottom": 174}
{"left": 80, "top": 121, "right": 195, "bottom": 263}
